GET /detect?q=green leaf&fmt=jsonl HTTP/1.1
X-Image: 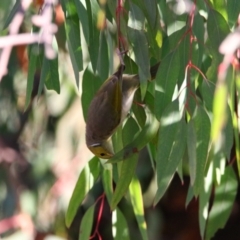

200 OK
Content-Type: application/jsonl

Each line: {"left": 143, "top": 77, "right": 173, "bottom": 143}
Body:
{"left": 132, "top": 94, "right": 146, "bottom": 128}
{"left": 192, "top": 106, "right": 211, "bottom": 195}
{"left": 199, "top": 160, "right": 213, "bottom": 238}
{"left": 201, "top": 76, "right": 216, "bottom": 112}
{"left": 235, "top": 74, "right": 240, "bottom": 170}
{"left": 96, "top": 31, "right": 109, "bottom": 81}
{"left": 40, "top": 54, "right": 60, "bottom": 94}
{"left": 112, "top": 208, "right": 130, "bottom": 240}
{"left": 110, "top": 117, "right": 139, "bottom": 209}
{"left": 112, "top": 124, "right": 123, "bottom": 156}
{"left": 102, "top": 167, "right": 113, "bottom": 205}
{"left": 106, "top": 0, "right": 116, "bottom": 18}
{"left": 212, "top": 142, "right": 226, "bottom": 185}
{"left": 155, "top": 118, "right": 187, "bottom": 203}
{"left": 61, "top": 0, "right": 83, "bottom": 86}
{"left": 74, "top": 0, "right": 89, "bottom": 42}
{"left": 128, "top": 28, "right": 150, "bottom": 99}
{"left": 146, "top": 25, "right": 162, "bottom": 60}
{"left": 129, "top": 177, "right": 148, "bottom": 240}
{"left": 192, "top": 12, "right": 205, "bottom": 65}
{"left": 25, "top": 44, "right": 38, "bottom": 110}
{"left": 123, "top": 55, "right": 138, "bottom": 75}
{"left": 143, "top": 0, "right": 158, "bottom": 30}
{"left": 129, "top": 2, "right": 145, "bottom": 30}
{"left": 131, "top": 0, "right": 158, "bottom": 30}
{"left": 105, "top": 30, "right": 115, "bottom": 74}
{"left": 154, "top": 100, "right": 186, "bottom": 204}
{"left": 205, "top": 166, "right": 238, "bottom": 240}
{"left": 3, "top": 0, "right": 20, "bottom": 30}
{"left": 86, "top": 0, "right": 100, "bottom": 72}
{"left": 108, "top": 104, "right": 159, "bottom": 163}
{"left": 81, "top": 65, "right": 103, "bottom": 121}
{"left": 222, "top": 106, "right": 234, "bottom": 160}
{"left": 176, "top": 158, "right": 183, "bottom": 183}
{"left": 207, "top": 9, "right": 230, "bottom": 54}
{"left": 110, "top": 155, "right": 138, "bottom": 210}
{"left": 122, "top": 117, "right": 140, "bottom": 145}
{"left": 227, "top": 0, "right": 240, "bottom": 27}
{"left": 213, "top": 0, "right": 228, "bottom": 21}
{"left": 185, "top": 185, "right": 194, "bottom": 207}
{"left": 176, "top": 30, "right": 189, "bottom": 86}
{"left": 187, "top": 120, "right": 197, "bottom": 185}
{"left": 204, "top": 10, "right": 229, "bottom": 109}
{"left": 162, "top": 27, "right": 185, "bottom": 56}
{"left": 155, "top": 49, "right": 180, "bottom": 119}
{"left": 211, "top": 81, "right": 228, "bottom": 142}
{"left": 66, "top": 168, "right": 88, "bottom": 227}
{"left": 88, "top": 156, "right": 100, "bottom": 182}
{"left": 228, "top": 70, "right": 240, "bottom": 174}
{"left": 176, "top": 13, "right": 203, "bottom": 87}
{"left": 79, "top": 204, "right": 95, "bottom": 240}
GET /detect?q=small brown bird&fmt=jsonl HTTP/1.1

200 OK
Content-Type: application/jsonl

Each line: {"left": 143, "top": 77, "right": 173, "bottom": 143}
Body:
{"left": 86, "top": 62, "right": 160, "bottom": 159}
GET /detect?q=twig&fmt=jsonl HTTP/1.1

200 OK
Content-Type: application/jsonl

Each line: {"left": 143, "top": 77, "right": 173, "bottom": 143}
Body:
{"left": 0, "top": 33, "right": 40, "bottom": 47}
{"left": 0, "top": 0, "right": 58, "bottom": 81}
{"left": 0, "top": 0, "right": 31, "bottom": 80}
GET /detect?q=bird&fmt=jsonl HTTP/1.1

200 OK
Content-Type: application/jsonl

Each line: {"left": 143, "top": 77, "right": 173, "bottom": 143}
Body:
{"left": 85, "top": 60, "right": 160, "bottom": 159}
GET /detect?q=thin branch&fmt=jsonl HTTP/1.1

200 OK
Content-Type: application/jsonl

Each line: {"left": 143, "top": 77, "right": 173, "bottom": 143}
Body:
{"left": 0, "top": 0, "right": 58, "bottom": 81}
{"left": 0, "top": 33, "right": 40, "bottom": 47}
{"left": 0, "top": 0, "right": 32, "bottom": 80}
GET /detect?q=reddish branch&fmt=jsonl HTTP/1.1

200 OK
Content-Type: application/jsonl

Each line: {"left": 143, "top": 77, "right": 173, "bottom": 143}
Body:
{"left": 116, "top": 0, "right": 127, "bottom": 52}
{"left": 174, "top": 0, "right": 209, "bottom": 114}
{"left": 0, "top": 0, "right": 58, "bottom": 81}
{"left": 90, "top": 194, "right": 105, "bottom": 240}
{"left": 0, "top": 213, "right": 34, "bottom": 236}
{"left": 219, "top": 23, "right": 240, "bottom": 81}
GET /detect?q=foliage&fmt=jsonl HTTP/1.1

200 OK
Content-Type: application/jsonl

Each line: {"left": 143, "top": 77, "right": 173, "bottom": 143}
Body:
{"left": 0, "top": 0, "right": 240, "bottom": 239}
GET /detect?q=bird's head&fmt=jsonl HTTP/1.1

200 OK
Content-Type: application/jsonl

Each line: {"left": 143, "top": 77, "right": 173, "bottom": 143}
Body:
{"left": 87, "top": 141, "right": 114, "bottom": 159}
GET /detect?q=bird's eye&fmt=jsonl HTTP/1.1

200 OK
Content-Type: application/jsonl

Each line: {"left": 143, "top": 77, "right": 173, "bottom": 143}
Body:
{"left": 100, "top": 153, "right": 105, "bottom": 157}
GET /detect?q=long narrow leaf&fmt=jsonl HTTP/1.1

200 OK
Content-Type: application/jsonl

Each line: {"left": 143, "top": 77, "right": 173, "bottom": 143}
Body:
{"left": 110, "top": 155, "right": 138, "bottom": 210}
{"left": 199, "top": 160, "right": 213, "bottom": 238}
{"left": 155, "top": 50, "right": 180, "bottom": 119}
{"left": 40, "top": 47, "right": 60, "bottom": 93}
{"left": 154, "top": 100, "right": 186, "bottom": 204}
{"left": 79, "top": 204, "right": 95, "bottom": 240}
{"left": 129, "top": 177, "right": 148, "bottom": 240}
{"left": 192, "top": 106, "right": 211, "bottom": 196}
{"left": 155, "top": 118, "right": 187, "bottom": 203}
{"left": 60, "top": 0, "right": 83, "bottom": 86}
{"left": 102, "top": 167, "right": 113, "bottom": 205}
{"left": 205, "top": 166, "right": 238, "bottom": 240}
{"left": 128, "top": 28, "right": 150, "bottom": 99}
{"left": 25, "top": 44, "right": 38, "bottom": 109}
{"left": 187, "top": 119, "right": 197, "bottom": 185}
{"left": 86, "top": 0, "right": 100, "bottom": 72}
{"left": 108, "top": 106, "right": 159, "bottom": 163}
{"left": 112, "top": 208, "right": 130, "bottom": 240}
{"left": 81, "top": 65, "right": 103, "bottom": 121}
{"left": 66, "top": 168, "right": 88, "bottom": 227}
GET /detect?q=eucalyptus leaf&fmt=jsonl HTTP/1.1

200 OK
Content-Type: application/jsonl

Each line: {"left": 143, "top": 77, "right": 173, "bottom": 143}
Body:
{"left": 25, "top": 44, "right": 38, "bottom": 110}
{"left": 129, "top": 177, "right": 148, "bottom": 240}
{"left": 155, "top": 49, "right": 180, "bottom": 119}
{"left": 154, "top": 100, "right": 186, "bottom": 204}
{"left": 192, "top": 106, "right": 211, "bottom": 196}
{"left": 66, "top": 168, "right": 88, "bottom": 227}
{"left": 79, "top": 204, "right": 95, "bottom": 240}
{"left": 205, "top": 167, "right": 238, "bottom": 240}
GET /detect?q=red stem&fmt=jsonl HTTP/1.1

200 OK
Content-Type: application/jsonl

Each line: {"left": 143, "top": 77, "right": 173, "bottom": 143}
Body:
{"left": 90, "top": 194, "right": 105, "bottom": 240}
